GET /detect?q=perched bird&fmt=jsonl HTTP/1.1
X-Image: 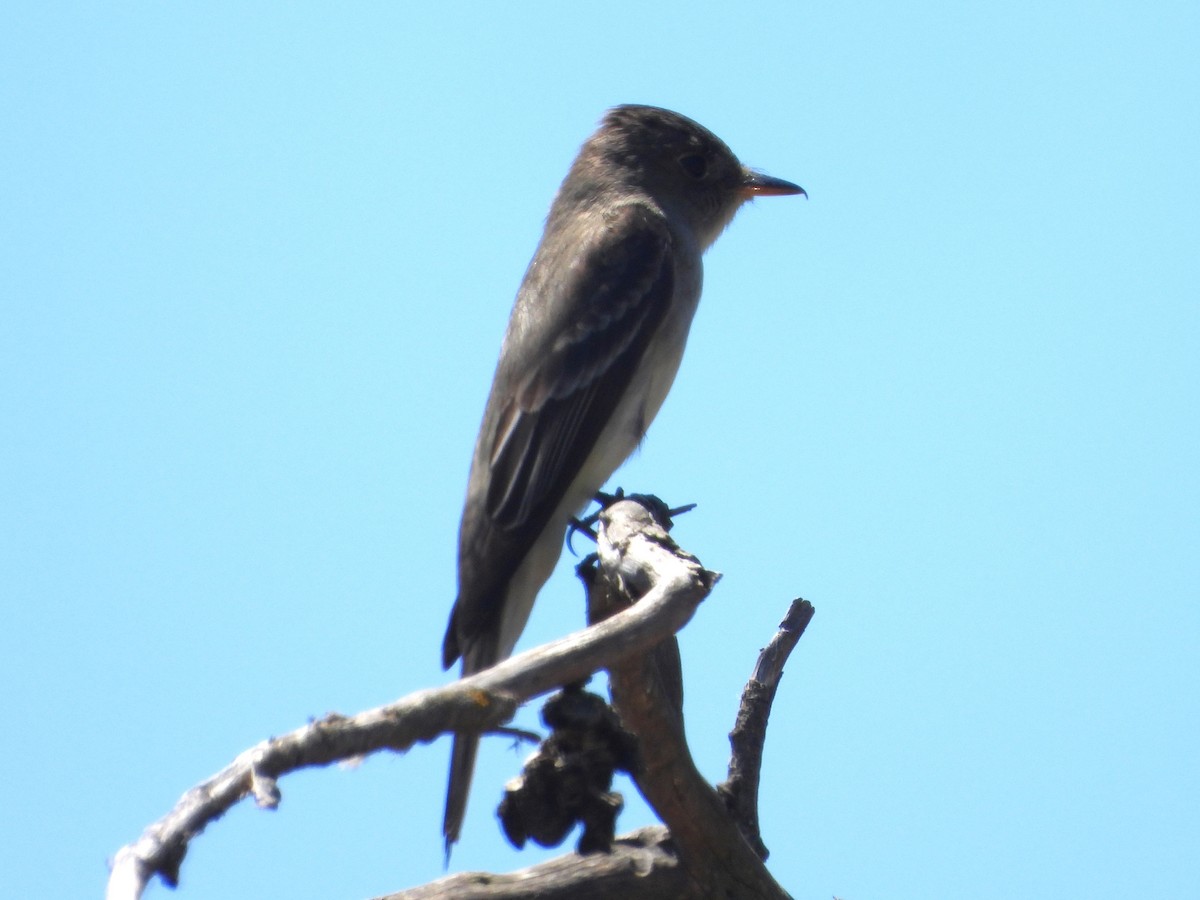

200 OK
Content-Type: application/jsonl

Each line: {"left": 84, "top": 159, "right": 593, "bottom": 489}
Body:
{"left": 441, "top": 104, "right": 804, "bottom": 849}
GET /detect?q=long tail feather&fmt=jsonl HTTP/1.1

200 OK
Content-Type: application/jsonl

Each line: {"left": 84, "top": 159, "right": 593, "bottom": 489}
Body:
{"left": 442, "top": 732, "right": 480, "bottom": 859}
{"left": 441, "top": 633, "right": 499, "bottom": 859}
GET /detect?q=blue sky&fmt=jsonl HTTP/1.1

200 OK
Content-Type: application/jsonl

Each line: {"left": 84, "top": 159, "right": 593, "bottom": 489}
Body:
{"left": 3, "top": 3, "right": 1197, "bottom": 898}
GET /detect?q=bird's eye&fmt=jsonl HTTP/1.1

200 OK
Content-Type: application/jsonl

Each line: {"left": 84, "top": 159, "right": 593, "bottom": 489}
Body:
{"left": 678, "top": 153, "right": 708, "bottom": 179}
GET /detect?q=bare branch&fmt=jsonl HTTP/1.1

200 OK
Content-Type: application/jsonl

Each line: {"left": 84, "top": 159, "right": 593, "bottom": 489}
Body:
{"left": 718, "top": 599, "right": 816, "bottom": 858}
{"left": 584, "top": 497, "right": 794, "bottom": 900}
{"left": 374, "top": 826, "right": 688, "bottom": 900}
{"left": 108, "top": 495, "right": 808, "bottom": 900}
{"left": 382, "top": 497, "right": 802, "bottom": 900}
{"left": 107, "top": 691, "right": 519, "bottom": 900}
{"left": 106, "top": 530, "right": 717, "bottom": 900}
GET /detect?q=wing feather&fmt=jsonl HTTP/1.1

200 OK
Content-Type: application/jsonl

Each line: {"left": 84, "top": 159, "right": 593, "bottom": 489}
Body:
{"left": 447, "top": 203, "right": 676, "bottom": 662}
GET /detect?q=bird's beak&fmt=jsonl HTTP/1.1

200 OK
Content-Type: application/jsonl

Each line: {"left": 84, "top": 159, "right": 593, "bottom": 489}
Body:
{"left": 741, "top": 170, "right": 807, "bottom": 199}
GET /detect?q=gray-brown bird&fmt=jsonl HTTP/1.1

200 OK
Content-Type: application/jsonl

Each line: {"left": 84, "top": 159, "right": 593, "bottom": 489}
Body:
{"left": 442, "top": 104, "right": 804, "bottom": 850}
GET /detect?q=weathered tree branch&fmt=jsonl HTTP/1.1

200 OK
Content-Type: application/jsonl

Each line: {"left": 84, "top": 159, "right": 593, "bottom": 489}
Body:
{"left": 375, "top": 826, "right": 688, "bottom": 900}
{"left": 718, "top": 599, "right": 815, "bottom": 859}
{"left": 382, "top": 498, "right": 808, "bottom": 899}
{"left": 583, "top": 499, "right": 794, "bottom": 899}
{"left": 108, "top": 496, "right": 811, "bottom": 900}
{"left": 105, "top": 501, "right": 716, "bottom": 900}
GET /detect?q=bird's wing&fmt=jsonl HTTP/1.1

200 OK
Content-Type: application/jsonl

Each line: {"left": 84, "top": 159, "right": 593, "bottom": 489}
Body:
{"left": 487, "top": 207, "right": 675, "bottom": 527}
{"left": 447, "top": 203, "right": 676, "bottom": 664}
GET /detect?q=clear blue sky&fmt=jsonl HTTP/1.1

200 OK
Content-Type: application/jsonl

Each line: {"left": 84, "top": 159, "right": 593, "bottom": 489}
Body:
{"left": 3, "top": 3, "right": 1197, "bottom": 898}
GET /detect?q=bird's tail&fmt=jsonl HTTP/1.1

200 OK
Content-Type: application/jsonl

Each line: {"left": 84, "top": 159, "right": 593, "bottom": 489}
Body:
{"left": 442, "top": 731, "right": 480, "bottom": 858}
{"left": 442, "top": 634, "right": 498, "bottom": 859}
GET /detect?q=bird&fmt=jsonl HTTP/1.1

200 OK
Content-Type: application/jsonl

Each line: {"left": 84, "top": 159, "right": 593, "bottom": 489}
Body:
{"left": 441, "top": 104, "right": 804, "bottom": 850}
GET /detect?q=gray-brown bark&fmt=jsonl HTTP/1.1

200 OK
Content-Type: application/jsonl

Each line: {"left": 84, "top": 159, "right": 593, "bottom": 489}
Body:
{"left": 107, "top": 495, "right": 811, "bottom": 900}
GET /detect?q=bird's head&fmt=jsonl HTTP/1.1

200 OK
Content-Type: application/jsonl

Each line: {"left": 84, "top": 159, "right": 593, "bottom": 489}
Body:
{"left": 578, "top": 104, "right": 805, "bottom": 249}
